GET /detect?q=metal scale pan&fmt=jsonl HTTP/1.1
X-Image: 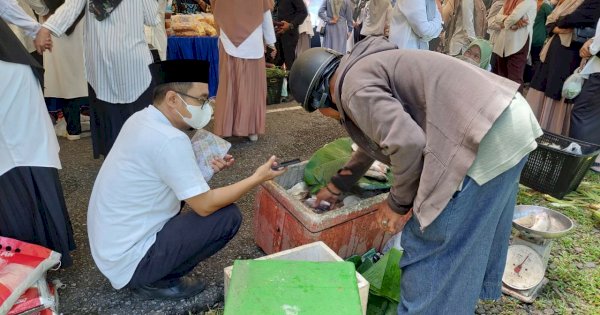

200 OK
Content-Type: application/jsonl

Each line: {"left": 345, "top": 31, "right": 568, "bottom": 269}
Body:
{"left": 512, "top": 205, "right": 574, "bottom": 239}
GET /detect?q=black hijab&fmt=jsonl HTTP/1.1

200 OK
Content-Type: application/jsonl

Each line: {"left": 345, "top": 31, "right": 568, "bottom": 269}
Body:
{"left": 0, "top": 18, "right": 44, "bottom": 86}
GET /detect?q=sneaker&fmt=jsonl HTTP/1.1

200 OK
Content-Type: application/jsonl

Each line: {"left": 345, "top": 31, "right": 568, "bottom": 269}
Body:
{"left": 248, "top": 134, "right": 258, "bottom": 142}
{"left": 132, "top": 277, "right": 206, "bottom": 300}
{"left": 66, "top": 134, "right": 81, "bottom": 141}
{"left": 81, "top": 121, "right": 91, "bottom": 132}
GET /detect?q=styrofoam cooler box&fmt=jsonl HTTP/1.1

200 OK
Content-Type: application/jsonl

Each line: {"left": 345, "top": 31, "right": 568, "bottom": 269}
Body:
{"left": 224, "top": 241, "right": 370, "bottom": 315}
{"left": 253, "top": 162, "right": 391, "bottom": 258}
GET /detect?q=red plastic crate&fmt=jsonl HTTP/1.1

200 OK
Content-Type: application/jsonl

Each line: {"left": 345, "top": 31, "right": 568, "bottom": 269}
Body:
{"left": 253, "top": 163, "right": 391, "bottom": 258}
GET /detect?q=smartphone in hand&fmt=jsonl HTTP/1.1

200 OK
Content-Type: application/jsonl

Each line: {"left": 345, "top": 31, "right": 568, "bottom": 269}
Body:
{"left": 271, "top": 158, "right": 301, "bottom": 171}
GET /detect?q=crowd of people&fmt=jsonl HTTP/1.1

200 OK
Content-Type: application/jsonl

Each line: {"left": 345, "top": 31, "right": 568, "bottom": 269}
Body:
{"left": 0, "top": 0, "right": 599, "bottom": 312}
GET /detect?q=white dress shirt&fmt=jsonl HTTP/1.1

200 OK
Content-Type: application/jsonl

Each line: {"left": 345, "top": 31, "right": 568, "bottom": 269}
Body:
{"left": 219, "top": 11, "right": 276, "bottom": 59}
{"left": 0, "top": 0, "right": 46, "bottom": 37}
{"left": 581, "top": 19, "right": 600, "bottom": 77}
{"left": 88, "top": 106, "right": 209, "bottom": 289}
{"left": 44, "top": 0, "right": 160, "bottom": 104}
{"left": 389, "top": 0, "right": 442, "bottom": 49}
{"left": 492, "top": 0, "right": 536, "bottom": 57}
{"left": 0, "top": 61, "right": 61, "bottom": 176}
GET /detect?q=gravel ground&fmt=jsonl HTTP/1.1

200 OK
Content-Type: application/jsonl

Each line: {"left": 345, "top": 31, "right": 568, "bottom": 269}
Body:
{"left": 50, "top": 103, "right": 348, "bottom": 314}
{"left": 46, "top": 101, "right": 595, "bottom": 314}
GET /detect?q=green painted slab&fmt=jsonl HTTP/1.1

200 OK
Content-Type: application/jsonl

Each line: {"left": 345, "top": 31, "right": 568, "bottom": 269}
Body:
{"left": 225, "top": 260, "right": 362, "bottom": 315}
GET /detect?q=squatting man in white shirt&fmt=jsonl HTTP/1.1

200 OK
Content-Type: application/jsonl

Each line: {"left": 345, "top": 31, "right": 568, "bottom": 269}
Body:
{"left": 87, "top": 60, "right": 286, "bottom": 300}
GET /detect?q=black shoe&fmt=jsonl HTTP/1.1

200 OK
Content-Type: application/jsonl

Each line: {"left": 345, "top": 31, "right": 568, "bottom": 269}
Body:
{"left": 132, "top": 277, "right": 206, "bottom": 300}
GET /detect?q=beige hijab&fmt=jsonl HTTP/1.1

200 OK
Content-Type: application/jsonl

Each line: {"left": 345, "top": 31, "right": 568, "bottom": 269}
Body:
{"left": 540, "top": 0, "right": 584, "bottom": 61}
{"left": 331, "top": 0, "right": 344, "bottom": 18}
{"left": 212, "top": 0, "right": 273, "bottom": 47}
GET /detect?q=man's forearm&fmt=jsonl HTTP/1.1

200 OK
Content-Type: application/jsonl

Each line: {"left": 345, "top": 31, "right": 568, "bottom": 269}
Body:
{"left": 330, "top": 149, "right": 375, "bottom": 192}
{"left": 187, "top": 174, "right": 263, "bottom": 216}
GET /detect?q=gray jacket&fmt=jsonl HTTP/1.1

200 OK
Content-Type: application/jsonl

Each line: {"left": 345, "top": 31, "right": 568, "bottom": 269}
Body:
{"left": 330, "top": 36, "right": 519, "bottom": 229}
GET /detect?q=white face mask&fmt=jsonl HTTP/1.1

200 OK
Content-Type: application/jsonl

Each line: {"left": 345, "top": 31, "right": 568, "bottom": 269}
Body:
{"left": 176, "top": 94, "right": 213, "bottom": 129}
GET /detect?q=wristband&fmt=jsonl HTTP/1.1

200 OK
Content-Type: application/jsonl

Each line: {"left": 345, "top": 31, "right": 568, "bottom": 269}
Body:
{"left": 326, "top": 184, "right": 341, "bottom": 196}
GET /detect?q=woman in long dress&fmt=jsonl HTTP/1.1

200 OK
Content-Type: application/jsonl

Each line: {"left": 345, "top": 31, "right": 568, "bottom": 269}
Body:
{"left": 490, "top": 0, "right": 537, "bottom": 91}
{"left": 571, "top": 18, "right": 600, "bottom": 172}
{"left": 44, "top": 10, "right": 88, "bottom": 140}
{"left": 319, "top": 0, "right": 353, "bottom": 54}
{"left": 0, "top": 4, "right": 75, "bottom": 268}
{"left": 212, "top": 0, "right": 276, "bottom": 141}
{"left": 526, "top": 0, "right": 600, "bottom": 135}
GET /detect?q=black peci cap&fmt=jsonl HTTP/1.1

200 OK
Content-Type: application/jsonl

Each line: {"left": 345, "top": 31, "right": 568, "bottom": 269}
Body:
{"left": 149, "top": 60, "right": 210, "bottom": 86}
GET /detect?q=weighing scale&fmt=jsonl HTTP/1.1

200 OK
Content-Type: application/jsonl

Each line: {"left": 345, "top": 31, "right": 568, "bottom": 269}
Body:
{"left": 501, "top": 205, "right": 574, "bottom": 303}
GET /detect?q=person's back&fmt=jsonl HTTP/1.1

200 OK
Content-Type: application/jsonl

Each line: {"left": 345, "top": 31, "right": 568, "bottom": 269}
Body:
{"left": 334, "top": 37, "right": 529, "bottom": 226}
{"left": 88, "top": 106, "right": 207, "bottom": 289}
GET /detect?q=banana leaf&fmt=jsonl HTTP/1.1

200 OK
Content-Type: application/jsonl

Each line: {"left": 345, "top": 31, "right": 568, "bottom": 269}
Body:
{"left": 360, "top": 248, "right": 403, "bottom": 315}
{"left": 366, "top": 295, "right": 398, "bottom": 315}
{"left": 303, "top": 138, "right": 393, "bottom": 194}
{"left": 362, "top": 248, "right": 402, "bottom": 303}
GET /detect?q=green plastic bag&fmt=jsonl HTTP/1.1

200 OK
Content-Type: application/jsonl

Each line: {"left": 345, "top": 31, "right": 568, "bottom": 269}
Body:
{"left": 303, "top": 138, "right": 393, "bottom": 194}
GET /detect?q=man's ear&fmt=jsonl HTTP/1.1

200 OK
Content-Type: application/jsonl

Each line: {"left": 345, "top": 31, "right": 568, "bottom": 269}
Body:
{"left": 165, "top": 90, "right": 179, "bottom": 108}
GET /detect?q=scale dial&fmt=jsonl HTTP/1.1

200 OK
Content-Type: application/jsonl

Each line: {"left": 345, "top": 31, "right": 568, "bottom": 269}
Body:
{"left": 502, "top": 245, "right": 545, "bottom": 290}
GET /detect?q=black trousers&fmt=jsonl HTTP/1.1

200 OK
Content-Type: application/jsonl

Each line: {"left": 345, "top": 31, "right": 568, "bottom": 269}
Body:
{"left": 275, "top": 30, "right": 300, "bottom": 70}
{"left": 62, "top": 97, "right": 89, "bottom": 135}
{"left": 570, "top": 73, "right": 600, "bottom": 145}
{"left": 524, "top": 45, "right": 543, "bottom": 84}
{"left": 126, "top": 204, "right": 242, "bottom": 288}
{"left": 353, "top": 24, "right": 364, "bottom": 44}
{"left": 88, "top": 83, "right": 153, "bottom": 158}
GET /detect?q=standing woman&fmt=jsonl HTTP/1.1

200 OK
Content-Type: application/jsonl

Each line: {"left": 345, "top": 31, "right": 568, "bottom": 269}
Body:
{"left": 212, "top": 0, "right": 276, "bottom": 142}
{"left": 319, "top": 0, "right": 354, "bottom": 54}
{"left": 526, "top": 0, "right": 600, "bottom": 135}
{"left": 296, "top": 0, "right": 314, "bottom": 57}
{"left": 491, "top": 0, "right": 536, "bottom": 90}
{"left": 571, "top": 18, "right": 600, "bottom": 171}
{"left": 0, "top": 0, "right": 75, "bottom": 267}
{"left": 389, "top": 0, "right": 443, "bottom": 50}
{"left": 360, "top": 0, "right": 392, "bottom": 38}
{"left": 43, "top": 1, "right": 87, "bottom": 141}
{"left": 525, "top": 0, "right": 553, "bottom": 81}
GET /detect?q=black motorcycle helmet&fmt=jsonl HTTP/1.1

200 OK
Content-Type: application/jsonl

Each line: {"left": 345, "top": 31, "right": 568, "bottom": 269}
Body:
{"left": 289, "top": 48, "right": 342, "bottom": 112}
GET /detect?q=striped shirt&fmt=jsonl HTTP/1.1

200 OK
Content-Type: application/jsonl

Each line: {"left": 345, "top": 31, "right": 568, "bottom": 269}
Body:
{"left": 44, "top": 0, "right": 159, "bottom": 103}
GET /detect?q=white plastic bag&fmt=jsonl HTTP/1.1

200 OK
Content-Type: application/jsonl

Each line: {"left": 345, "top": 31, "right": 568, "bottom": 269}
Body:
{"left": 281, "top": 78, "right": 288, "bottom": 98}
{"left": 562, "top": 61, "right": 586, "bottom": 99}
{"left": 53, "top": 118, "right": 67, "bottom": 138}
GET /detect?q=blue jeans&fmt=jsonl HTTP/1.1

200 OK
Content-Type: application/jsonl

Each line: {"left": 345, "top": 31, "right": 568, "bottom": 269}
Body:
{"left": 398, "top": 157, "right": 528, "bottom": 314}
